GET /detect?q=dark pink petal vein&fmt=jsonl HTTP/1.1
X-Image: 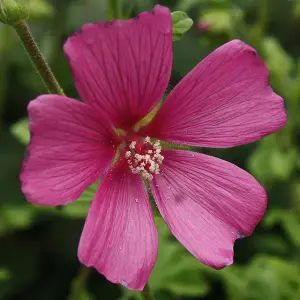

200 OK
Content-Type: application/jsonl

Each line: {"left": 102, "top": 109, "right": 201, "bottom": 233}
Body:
{"left": 145, "top": 40, "right": 287, "bottom": 148}
{"left": 151, "top": 150, "right": 267, "bottom": 268}
{"left": 64, "top": 5, "right": 173, "bottom": 129}
{"left": 79, "top": 159, "right": 158, "bottom": 291}
{"left": 21, "top": 95, "right": 116, "bottom": 206}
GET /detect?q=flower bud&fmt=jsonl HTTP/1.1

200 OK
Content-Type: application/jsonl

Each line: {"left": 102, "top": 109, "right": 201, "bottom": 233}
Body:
{"left": 171, "top": 11, "right": 193, "bottom": 41}
{"left": 196, "top": 20, "right": 212, "bottom": 33}
{"left": 0, "top": 0, "right": 28, "bottom": 25}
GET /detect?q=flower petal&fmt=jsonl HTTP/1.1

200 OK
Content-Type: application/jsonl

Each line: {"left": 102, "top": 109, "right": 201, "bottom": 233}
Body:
{"left": 150, "top": 150, "right": 267, "bottom": 268}
{"left": 145, "top": 40, "right": 287, "bottom": 148}
{"left": 78, "top": 160, "right": 158, "bottom": 291}
{"left": 64, "top": 5, "right": 172, "bottom": 129}
{"left": 21, "top": 95, "right": 116, "bottom": 206}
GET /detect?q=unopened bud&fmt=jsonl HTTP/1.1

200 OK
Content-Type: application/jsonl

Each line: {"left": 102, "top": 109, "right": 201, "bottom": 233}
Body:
{"left": 196, "top": 20, "right": 212, "bottom": 33}
{"left": 0, "top": 0, "right": 28, "bottom": 25}
{"left": 171, "top": 11, "right": 193, "bottom": 41}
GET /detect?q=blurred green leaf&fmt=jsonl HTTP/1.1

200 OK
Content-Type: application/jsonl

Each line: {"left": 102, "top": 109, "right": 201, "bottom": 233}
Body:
{"left": 270, "top": 148, "right": 297, "bottom": 179}
{"left": 0, "top": 269, "right": 10, "bottom": 281}
{"left": 263, "top": 37, "right": 293, "bottom": 79}
{"left": 200, "top": 8, "right": 243, "bottom": 34}
{"left": 176, "top": 0, "right": 205, "bottom": 11}
{"left": 0, "top": 202, "right": 36, "bottom": 235}
{"left": 10, "top": 118, "right": 30, "bottom": 145}
{"left": 251, "top": 235, "right": 289, "bottom": 255}
{"left": 67, "top": 266, "right": 95, "bottom": 300}
{"left": 248, "top": 135, "right": 296, "bottom": 183}
{"left": 171, "top": 11, "right": 193, "bottom": 41}
{"left": 264, "top": 210, "right": 300, "bottom": 248}
{"left": 23, "top": 0, "right": 54, "bottom": 18}
{"left": 66, "top": 0, "right": 107, "bottom": 30}
{"left": 75, "top": 289, "right": 95, "bottom": 300}
{"left": 222, "top": 256, "right": 300, "bottom": 300}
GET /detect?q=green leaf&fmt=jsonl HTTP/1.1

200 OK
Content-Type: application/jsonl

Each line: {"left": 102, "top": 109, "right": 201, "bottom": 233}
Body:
{"left": 264, "top": 210, "right": 300, "bottom": 248}
{"left": 171, "top": 11, "right": 193, "bottom": 41}
{"left": 10, "top": 118, "right": 30, "bottom": 145}
{"left": 248, "top": 135, "right": 296, "bottom": 183}
{"left": 67, "top": 266, "right": 95, "bottom": 300}
{"left": 74, "top": 289, "right": 95, "bottom": 300}
{"left": 66, "top": 0, "right": 107, "bottom": 30}
{"left": 176, "top": 0, "right": 206, "bottom": 12}
{"left": 24, "top": 0, "right": 54, "bottom": 18}
{"left": 222, "top": 256, "right": 300, "bottom": 300}
{"left": 251, "top": 234, "right": 289, "bottom": 255}
{"left": 200, "top": 8, "right": 243, "bottom": 34}
{"left": 270, "top": 148, "right": 297, "bottom": 180}
{"left": 0, "top": 203, "right": 36, "bottom": 235}
{"left": 263, "top": 37, "right": 293, "bottom": 80}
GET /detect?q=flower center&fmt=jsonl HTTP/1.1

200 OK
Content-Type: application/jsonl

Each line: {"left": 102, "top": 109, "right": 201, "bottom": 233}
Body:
{"left": 125, "top": 136, "right": 164, "bottom": 181}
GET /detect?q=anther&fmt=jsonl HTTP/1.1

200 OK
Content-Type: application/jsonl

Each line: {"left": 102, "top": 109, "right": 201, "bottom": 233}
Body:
{"left": 125, "top": 136, "right": 164, "bottom": 181}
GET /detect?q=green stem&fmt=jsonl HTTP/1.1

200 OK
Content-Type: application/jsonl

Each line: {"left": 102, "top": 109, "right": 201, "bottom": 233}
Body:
{"left": 258, "top": 0, "right": 269, "bottom": 36}
{"left": 67, "top": 265, "right": 90, "bottom": 300}
{"left": 107, "top": 0, "right": 122, "bottom": 19}
{"left": 12, "top": 21, "right": 64, "bottom": 95}
{"left": 140, "top": 282, "right": 155, "bottom": 300}
{"left": 0, "top": 27, "right": 11, "bottom": 130}
{"left": 254, "top": 0, "right": 269, "bottom": 48}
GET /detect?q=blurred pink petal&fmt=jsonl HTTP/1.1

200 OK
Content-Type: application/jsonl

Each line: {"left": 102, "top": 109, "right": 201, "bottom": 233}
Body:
{"left": 64, "top": 5, "right": 173, "bottom": 129}
{"left": 78, "top": 159, "right": 158, "bottom": 291}
{"left": 144, "top": 40, "right": 287, "bottom": 148}
{"left": 150, "top": 150, "right": 267, "bottom": 268}
{"left": 21, "top": 95, "right": 116, "bottom": 206}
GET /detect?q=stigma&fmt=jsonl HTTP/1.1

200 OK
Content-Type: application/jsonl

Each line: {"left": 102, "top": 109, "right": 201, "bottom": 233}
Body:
{"left": 125, "top": 136, "right": 164, "bottom": 181}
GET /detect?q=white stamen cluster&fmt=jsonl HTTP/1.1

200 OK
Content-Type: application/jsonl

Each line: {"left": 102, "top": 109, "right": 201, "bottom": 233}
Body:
{"left": 125, "top": 136, "right": 164, "bottom": 181}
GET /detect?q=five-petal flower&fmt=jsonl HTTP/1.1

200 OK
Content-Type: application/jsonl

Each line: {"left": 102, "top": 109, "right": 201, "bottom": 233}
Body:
{"left": 21, "top": 5, "right": 287, "bottom": 291}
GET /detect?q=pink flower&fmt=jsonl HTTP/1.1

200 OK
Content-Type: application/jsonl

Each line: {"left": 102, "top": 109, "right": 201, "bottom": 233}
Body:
{"left": 21, "top": 5, "right": 287, "bottom": 291}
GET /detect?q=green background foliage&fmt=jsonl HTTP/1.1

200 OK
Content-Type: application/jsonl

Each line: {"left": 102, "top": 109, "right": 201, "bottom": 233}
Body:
{"left": 0, "top": 0, "right": 299, "bottom": 299}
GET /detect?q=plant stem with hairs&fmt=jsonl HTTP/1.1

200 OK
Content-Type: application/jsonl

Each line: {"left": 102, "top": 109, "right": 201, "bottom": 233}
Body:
{"left": 12, "top": 21, "right": 64, "bottom": 95}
